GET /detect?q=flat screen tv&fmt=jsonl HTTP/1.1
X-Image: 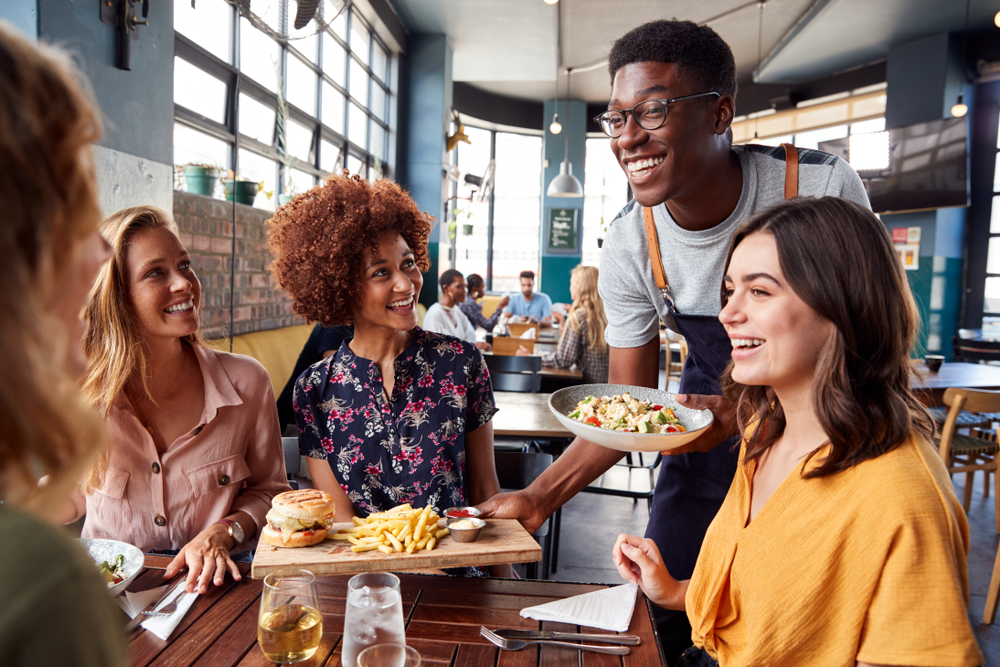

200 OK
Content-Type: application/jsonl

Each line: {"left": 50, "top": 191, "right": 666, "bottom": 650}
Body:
{"left": 852, "top": 117, "right": 968, "bottom": 214}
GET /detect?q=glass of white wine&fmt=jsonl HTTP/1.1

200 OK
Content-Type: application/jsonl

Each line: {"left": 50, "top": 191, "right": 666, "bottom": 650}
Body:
{"left": 357, "top": 643, "right": 421, "bottom": 667}
{"left": 258, "top": 570, "right": 323, "bottom": 664}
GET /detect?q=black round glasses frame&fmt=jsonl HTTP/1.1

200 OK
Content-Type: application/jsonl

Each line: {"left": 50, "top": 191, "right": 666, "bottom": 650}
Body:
{"left": 594, "top": 92, "right": 721, "bottom": 138}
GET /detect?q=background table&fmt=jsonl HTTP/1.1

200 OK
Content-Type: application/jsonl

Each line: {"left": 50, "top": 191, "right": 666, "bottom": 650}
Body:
{"left": 493, "top": 392, "right": 574, "bottom": 438}
{"left": 911, "top": 361, "right": 1000, "bottom": 406}
{"left": 127, "top": 556, "right": 665, "bottom": 666}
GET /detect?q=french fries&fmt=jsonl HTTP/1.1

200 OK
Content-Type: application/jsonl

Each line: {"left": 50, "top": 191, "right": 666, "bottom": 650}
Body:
{"left": 328, "top": 503, "right": 452, "bottom": 554}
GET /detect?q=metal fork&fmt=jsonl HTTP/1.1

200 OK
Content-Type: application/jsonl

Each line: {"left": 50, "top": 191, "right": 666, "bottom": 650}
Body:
{"left": 479, "top": 627, "right": 630, "bottom": 655}
{"left": 143, "top": 579, "right": 188, "bottom": 616}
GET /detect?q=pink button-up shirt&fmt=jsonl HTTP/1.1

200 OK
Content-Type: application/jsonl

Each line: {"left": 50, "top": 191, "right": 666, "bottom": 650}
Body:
{"left": 74, "top": 344, "right": 290, "bottom": 551}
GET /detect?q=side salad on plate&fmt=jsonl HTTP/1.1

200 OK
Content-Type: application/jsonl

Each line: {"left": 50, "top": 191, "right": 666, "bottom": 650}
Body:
{"left": 567, "top": 392, "right": 687, "bottom": 434}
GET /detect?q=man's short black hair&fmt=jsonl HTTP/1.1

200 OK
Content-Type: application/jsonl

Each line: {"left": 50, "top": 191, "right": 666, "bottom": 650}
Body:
{"left": 608, "top": 20, "right": 737, "bottom": 99}
{"left": 519, "top": 270, "right": 535, "bottom": 281}
{"left": 467, "top": 273, "right": 485, "bottom": 290}
{"left": 439, "top": 268, "right": 464, "bottom": 291}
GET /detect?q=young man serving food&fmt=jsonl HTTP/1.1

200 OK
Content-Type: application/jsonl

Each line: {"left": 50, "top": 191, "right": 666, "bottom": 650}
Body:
{"left": 479, "top": 19, "right": 870, "bottom": 663}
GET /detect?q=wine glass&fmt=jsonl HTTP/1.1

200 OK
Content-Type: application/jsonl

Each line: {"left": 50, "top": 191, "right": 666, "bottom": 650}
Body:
{"left": 357, "top": 643, "right": 421, "bottom": 667}
{"left": 258, "top": 570, "right": 323, "bottom": 664}
{"left": 341, "top": 572, "right": 405, "bottom": 667}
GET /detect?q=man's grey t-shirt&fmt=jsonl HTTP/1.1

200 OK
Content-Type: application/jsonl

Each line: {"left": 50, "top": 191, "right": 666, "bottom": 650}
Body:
{"left": 600, "top": 144, "right": 871, "bottom": 347}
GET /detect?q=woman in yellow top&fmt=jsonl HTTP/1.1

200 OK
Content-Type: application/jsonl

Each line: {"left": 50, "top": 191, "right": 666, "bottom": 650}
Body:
{"left": 613, "top": 197, "right": 982, "bottom": 667}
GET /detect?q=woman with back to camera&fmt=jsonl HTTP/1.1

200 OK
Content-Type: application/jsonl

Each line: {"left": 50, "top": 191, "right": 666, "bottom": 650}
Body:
{"left": 459, "top": 273, "right": 509, "bottom": 333}
{"left": 0, "top": 21, "right": 126, "bottom": 665}
{"left": 267, "top": 172, "right": 511, "bottom": 577}
{"left": 69, "top": 206, "right": 291, "bottom": 595}
{"left": 613, "top": 197, "right": 982, "bottom": 666}
{"left": 518, "top": 265, "right": 609, "bottom": 384}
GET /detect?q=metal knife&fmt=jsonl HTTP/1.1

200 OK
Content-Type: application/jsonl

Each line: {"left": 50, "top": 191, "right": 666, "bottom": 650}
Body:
{"left": 495, "top": 630, "right": 641, "bottom": 645}
{"left": 124, "top": 579, "right": 187, "bottom": 631}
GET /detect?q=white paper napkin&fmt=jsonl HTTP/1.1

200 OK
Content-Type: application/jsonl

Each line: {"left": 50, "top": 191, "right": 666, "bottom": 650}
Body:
{"left": 519, "top": 582, "right": 638, "bottom": 633}
{"left": 519, "top": 328, "right": 536, "bottom": 339}
{"left": 122, "top": 583, "right": 200, "bottom": 640}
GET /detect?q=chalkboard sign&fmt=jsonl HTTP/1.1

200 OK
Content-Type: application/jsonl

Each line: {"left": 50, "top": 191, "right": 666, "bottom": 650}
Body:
{"left": 546, "top": 207, "right": 579, "bottom": 254}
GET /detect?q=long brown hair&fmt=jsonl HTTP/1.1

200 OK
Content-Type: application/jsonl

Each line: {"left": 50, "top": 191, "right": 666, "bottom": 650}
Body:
{"left": 720, "top": 197, "right": 934, "bottom": 477}
{"left": 0, "top": 22, "right": 107, "bottom": 511}
{"left": 567, "top": 265, "right": 608, "bottom": 353}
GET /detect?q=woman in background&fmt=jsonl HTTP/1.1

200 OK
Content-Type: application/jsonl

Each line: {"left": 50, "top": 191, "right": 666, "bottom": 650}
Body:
{"left": 459, "top": 273, "right": 509, "bottom": 333}
{"left": 613, "top": 197, "right": 982, "bottom": 667}
{"left": 73, "top": 206, "right": 290, "bottom": 595}
{"left": 519, "top": 265, "right": 609, "bottom": 384}
{"left": 0, "top": 21, "right": 125, "bottom": 666}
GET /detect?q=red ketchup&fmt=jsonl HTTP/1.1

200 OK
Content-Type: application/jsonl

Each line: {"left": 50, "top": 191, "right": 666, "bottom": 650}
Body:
{"left": 448, "top": 509, "right": 477, "bottom": 517}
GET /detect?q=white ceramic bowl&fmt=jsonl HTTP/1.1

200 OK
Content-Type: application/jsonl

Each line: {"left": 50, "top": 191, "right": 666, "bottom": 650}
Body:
{"left": 77, "top": 538, "right": 145, "bottom": 597}
{"left": 548, "top": 384, "right": 714, "bottom": 453}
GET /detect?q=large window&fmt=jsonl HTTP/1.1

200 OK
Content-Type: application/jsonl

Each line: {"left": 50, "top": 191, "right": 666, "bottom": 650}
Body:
{"left": 172, "top": 0, "right": 393, "bottom": 210}
{"left": 982, "top": 111, "right": 1000, "bottom": 315}
{"left": 582, "top": 138, "right": 629, "bottom": 268}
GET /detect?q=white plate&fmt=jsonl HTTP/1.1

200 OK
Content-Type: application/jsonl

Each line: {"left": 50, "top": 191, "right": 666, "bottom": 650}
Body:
{"left": 77, "top": 538, "right": 145, "bottom": 597}
{"left": 547, "top": 384, "right": 714, "bottom": 452}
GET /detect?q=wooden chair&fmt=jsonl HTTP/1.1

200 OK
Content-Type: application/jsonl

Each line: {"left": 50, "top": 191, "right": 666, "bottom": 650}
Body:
{"left": 493, "top": 336, "right": 534, "bottom": 356}
{"left": 986, "top": 542, "right": 1000, "bottom": 624}
{"left": 493, "top": 451, "right": 557, "bottom": 579}
{"left": 952, "top": 335, "right": 1000, "bottom": 364}
{"left": 936, "top": 388, "right": 1000, "bottom": 533}
{"left": 281, "top": 437, "right": 302, "bottom": 490}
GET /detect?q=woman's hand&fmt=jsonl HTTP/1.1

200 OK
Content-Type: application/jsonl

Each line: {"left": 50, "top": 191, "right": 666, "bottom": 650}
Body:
{"left": 498, "top": 295, "right": 510, "bottom": 310}
{"left": 515, "top": 346, "right": 533, "bottom": 357}
{"left": 612, "top": 534, "right": 687, "bottom": 610}
{"left": 475, "top": 341, "right": 492, "bottom": 352}
{"left": 164, "top": 523, "right": 242, "bottom": 594}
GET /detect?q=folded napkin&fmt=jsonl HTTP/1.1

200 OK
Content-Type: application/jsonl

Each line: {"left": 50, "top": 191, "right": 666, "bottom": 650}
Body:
{"left": 120, "top": 583, "right": 199, "bottom": 640}
{"left": 519, "top": 328, "right": 536, "bottom": 339}
{"left": 520, "top": 582, "right": 638, "bottom": 633}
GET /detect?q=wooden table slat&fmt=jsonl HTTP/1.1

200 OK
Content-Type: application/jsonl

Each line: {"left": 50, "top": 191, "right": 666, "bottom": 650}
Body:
{"left": 541, "top": 620, "right": 591, "bottom": 666}
{"left": 189, "top": 598, "right": 262, "bottom": 667}
{"left": 401, "top": 638, "right": 457, "bottom": 664}
{"left": 454, "top": 642, "right": 500, "bottom": 667}
{"left": 493, "top": 392, "right": 574, "bottom": 438}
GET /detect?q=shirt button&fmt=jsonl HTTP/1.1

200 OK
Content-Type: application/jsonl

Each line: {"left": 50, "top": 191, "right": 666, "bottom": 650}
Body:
{"left": 151, "top": 462, "right": 160, "bottom": 474}
{"left": 193, "top": 426, "right": 203, "bottom": 435}
{"left": 218, "top": 474, "right": 230, "bottom": 486}
{"left": 154, "top": 515, "right": 166, "bottom": 526}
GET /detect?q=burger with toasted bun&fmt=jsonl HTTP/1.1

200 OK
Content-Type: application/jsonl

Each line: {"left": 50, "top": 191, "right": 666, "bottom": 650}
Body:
{"left": 262, "top": 489, "right": 335, "bottom": 547}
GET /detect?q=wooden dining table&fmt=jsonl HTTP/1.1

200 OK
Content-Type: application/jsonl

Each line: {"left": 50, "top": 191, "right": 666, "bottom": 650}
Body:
{"left": 492, "top": 391, "right": 574, "bottom": 439}
{"left": 910, "top": 361, "right": 1000, "bottom": 406}
{"left": 126, "top": 555, "right": 665, "bottom": 667}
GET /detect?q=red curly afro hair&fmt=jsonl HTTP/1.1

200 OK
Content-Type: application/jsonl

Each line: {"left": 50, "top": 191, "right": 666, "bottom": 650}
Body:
{"left": 266, "top": 172, "right": 433, "bottom": 326}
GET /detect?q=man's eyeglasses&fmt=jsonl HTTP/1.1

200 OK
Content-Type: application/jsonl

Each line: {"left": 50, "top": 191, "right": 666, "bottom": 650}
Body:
{"left": 594, "top": 92, "right": 721, "bottom": 138}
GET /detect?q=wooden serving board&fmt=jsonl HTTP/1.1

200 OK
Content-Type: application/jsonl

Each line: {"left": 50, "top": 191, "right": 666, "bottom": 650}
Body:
{"left": 250, "top": 519, "right": 541, "bottom": 579}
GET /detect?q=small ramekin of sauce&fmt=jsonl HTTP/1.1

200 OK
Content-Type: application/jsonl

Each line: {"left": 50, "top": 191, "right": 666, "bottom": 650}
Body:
{"left": 447, "top": 517, "right": 486, "bottom": 542}
{"left": 444, "top": 506, "right": 482, "bottom": 520}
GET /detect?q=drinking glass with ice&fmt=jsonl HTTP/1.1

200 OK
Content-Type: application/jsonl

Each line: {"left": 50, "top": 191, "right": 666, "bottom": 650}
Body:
{"left": 342, "top": 572, "right": 406, "bottom": 667}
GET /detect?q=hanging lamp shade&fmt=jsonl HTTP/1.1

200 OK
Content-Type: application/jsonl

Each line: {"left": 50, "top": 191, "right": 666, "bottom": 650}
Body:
{"left": 547, "top": 160, "right": 583, "bottom": 197}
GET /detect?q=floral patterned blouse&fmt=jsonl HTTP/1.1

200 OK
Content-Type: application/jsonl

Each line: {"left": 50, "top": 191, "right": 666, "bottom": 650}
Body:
{"left": 294, "top": 327, "right": 498, "bottom": 519}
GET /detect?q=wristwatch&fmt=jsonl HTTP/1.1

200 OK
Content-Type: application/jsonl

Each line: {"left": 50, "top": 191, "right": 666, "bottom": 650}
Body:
{"left": 213, "top": 518, "right": 245, "bottom": 545}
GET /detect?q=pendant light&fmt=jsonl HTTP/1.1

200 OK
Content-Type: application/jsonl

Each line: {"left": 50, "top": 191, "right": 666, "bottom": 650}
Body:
{"left": 547, "top": 68, "right": 583, "bottom": 197}
{"left": 549, "top": 70, "right": 562, "bottom": 134}
{"left": 546, "top": 0, "right": 582, "bottom": 198}
{"left": 952, "top": 0, "right": 970, "bottom": 118}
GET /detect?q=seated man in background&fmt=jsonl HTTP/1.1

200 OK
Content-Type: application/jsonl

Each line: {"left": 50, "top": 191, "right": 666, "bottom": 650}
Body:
{"left": 422, "top": 269, "right": 491, "bottom": 351}
{"left": 503, "top": 270, "right": 552, "bottom": 325}
{"left": 276, "top": 324, "right": 352, "bottom": 434}
{"left": 459, "top": 273, "right": 509, "bottom": 333}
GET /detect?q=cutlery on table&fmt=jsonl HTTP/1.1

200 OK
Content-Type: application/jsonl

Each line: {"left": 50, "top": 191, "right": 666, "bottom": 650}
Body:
{"left": 493, "top": 629, "right": 641, "bottom": 645}
{"left": 144, "top": 577, "right": 191, "bottom": 617}
{"left": 480, "top": 627, "right": 630, "bottom": 655}
{"left": 125, "top": 578, "right": 187, "bottom": 630}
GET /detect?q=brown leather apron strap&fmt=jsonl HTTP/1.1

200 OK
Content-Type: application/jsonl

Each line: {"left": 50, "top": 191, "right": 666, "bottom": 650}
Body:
{"left": 643, "top": 206, "right": 669, "bottom": 292}
{"left": 782, "top": 142, "right": 799, "bottom": 199}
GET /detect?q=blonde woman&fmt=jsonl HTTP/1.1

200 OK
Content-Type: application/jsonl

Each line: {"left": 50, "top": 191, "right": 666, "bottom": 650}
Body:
{"left": 70, "top": 206, "right": 290, "bottom": 595}
{"left": 0, "top": 21, "right": 126, "bottom": 666}
{"left": 519, "top": 265, "right": 609, "bottom": 383}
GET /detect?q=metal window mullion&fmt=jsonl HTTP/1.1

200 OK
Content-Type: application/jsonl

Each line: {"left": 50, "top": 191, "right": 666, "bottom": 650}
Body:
{"left": 487, "top": 130, "right": 497, "bottom": 290}
{"left": 175, "top": 107, "right": 236, "bottom": 144}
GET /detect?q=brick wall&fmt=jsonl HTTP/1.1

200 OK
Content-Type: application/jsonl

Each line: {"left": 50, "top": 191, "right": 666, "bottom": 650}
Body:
{"left": 172, "top": 191, "right": 305, "bottom": 339}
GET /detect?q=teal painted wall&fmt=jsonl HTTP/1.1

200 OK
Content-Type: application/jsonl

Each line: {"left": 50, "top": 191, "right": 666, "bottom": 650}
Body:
{"left": 0, "top": 1, "right": 37, "bottom": 39}
{"left": 403, "top": 34, "right": 451, "bottom": 309}
{"left": 540, "top": 99, "right": 585, "bottom": 304}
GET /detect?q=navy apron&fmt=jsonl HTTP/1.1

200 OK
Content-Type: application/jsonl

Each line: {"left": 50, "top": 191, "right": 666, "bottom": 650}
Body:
{"left": 642, "top": 144, "right": 799, "bottom": 664}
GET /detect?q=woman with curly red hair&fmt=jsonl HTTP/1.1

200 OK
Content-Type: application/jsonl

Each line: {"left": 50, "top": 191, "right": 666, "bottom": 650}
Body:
{"left": 267, "top": 173, "right": 510, "bottom": 577}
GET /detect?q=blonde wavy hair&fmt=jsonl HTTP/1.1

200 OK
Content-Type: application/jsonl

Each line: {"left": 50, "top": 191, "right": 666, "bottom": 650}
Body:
{"left": 0, "top": 22, "right": 108, "bottom": 513}
{"left": 567, "top": 265, "right": 608, "bottom": 353}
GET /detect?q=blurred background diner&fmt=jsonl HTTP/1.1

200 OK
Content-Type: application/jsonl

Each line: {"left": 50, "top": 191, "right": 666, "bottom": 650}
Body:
{"left": 2, "top": 0, "right": 999, "bottom": 659}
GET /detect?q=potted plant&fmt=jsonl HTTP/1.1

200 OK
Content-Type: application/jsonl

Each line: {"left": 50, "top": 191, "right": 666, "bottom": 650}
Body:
{"left": 275, "top": 63, "right": 300, "bottom": 206}
{"left": 221, "top": 170, "right": 267, "bottom": 206}
{"left": 455, "top": 207, "right": 474, "bottom": 236}
{"left": 597, "top": 216, "right": 607, "bottom": 248}
{"left": 175, "top": 162, "right": 220, "bottom": 196}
